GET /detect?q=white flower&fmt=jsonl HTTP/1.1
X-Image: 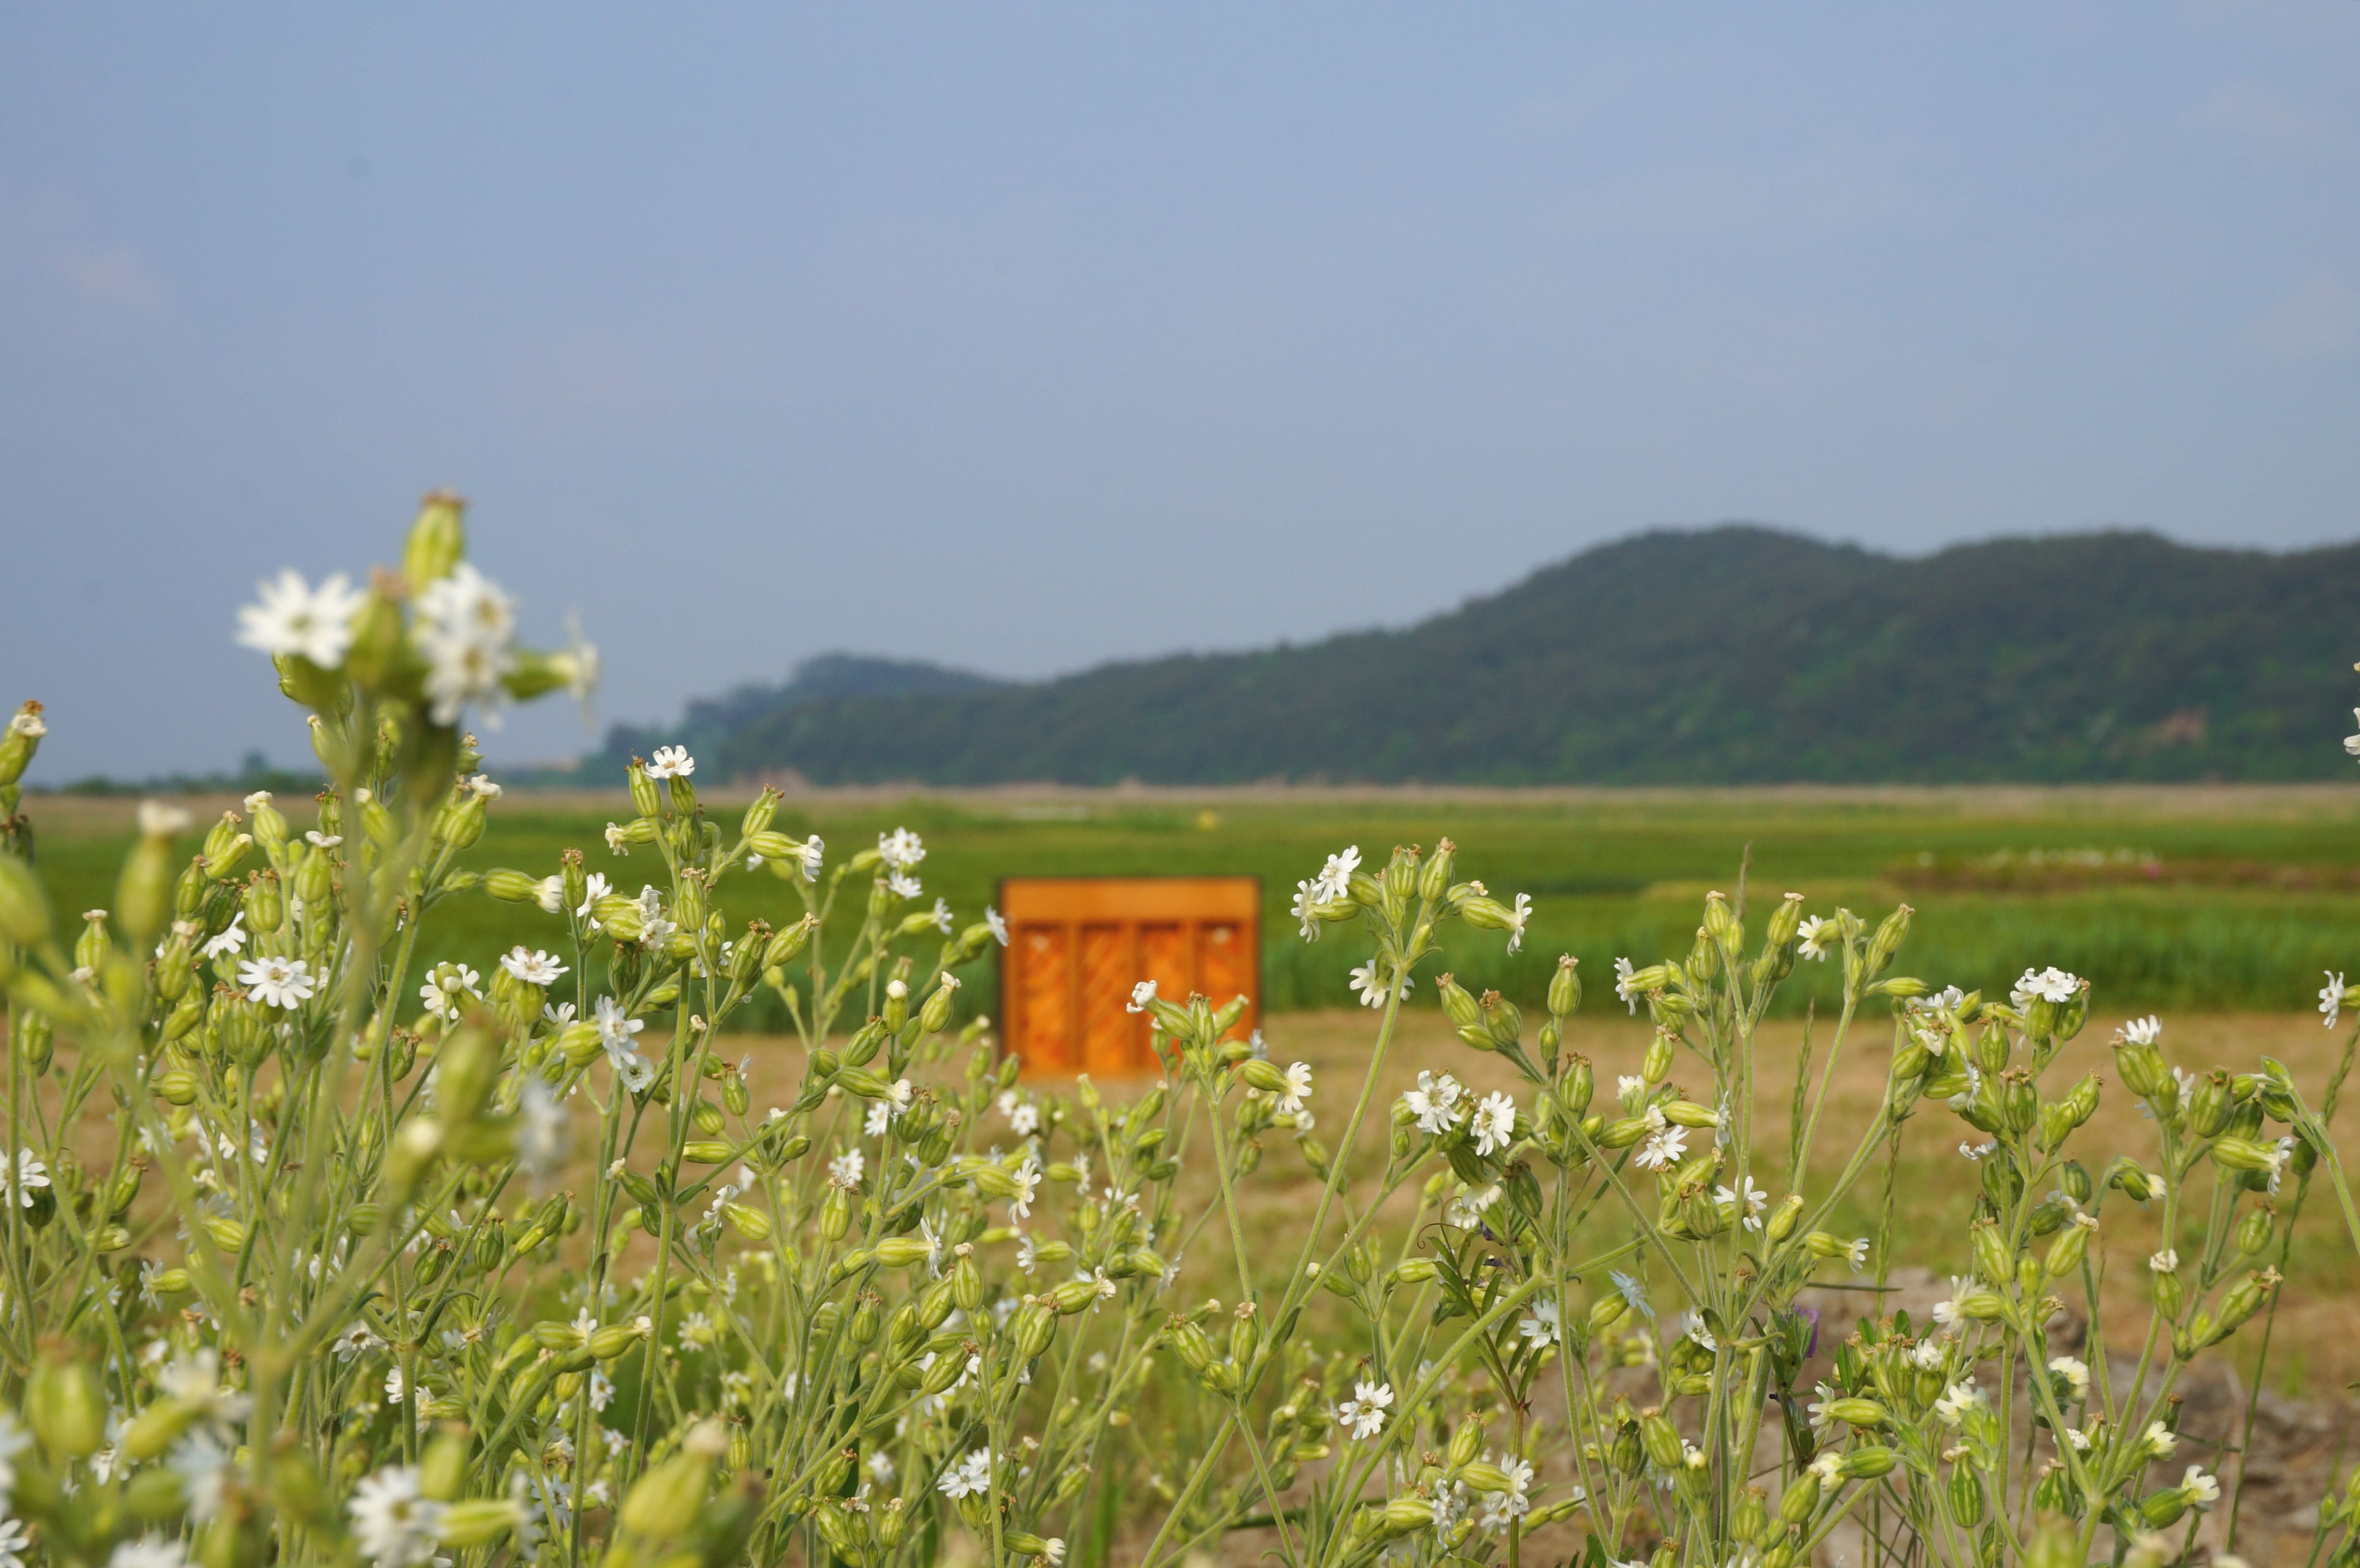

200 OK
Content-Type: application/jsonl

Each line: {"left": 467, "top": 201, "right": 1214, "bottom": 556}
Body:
{"left": 1714, "top": 1176, "right": 1770, "bottom": 1231}
{"left": 2048, "top": 1356, "right": 2090, "bottom": 1402}
{"left": 999, "top": 1092, "right": 1041, "bottom": 1137}
{"left": 463, "top": 772, "right": 502, "bottom": 799}
{"left": 1609, "top": 1268, "right": 1653, "bottom": 1318}
{"left": 604, "top": 821, "right": 629, "bottom": 855}
{"left": 108, "top": 1537, "right": 193, "bottom": 1568}
{"left": 501, "top": 946, "right": 566, "bottom": 985}
{"left": 1347, "top": 961, "right": 1410, "bottom": 1009}
{"left": 928, "top": 897, "right": 953, "bottom": 935}
{"left": 1617, "top": 1073, "right": 1648, "bottom": 1108}
{"left": 0, "top": 1519, "right": 25, "bottom": 1568}
{"left": 2181, "top": 1464, "right": 2220, "bottom": 1511}
{"left": 2143, "top": 1420, "right": 2177, "bottom": 1458}
{"left": 885, "top": 871, "right": 922, "bottom": 900}
{"left": 7, "top": 711, "right": 45, "bottom": 740}
{"left": 534, "top": 875, "right": 565, "bottom": 914}
{"left": 2149, "top": 1248, "right": 2178, "bottom": 1274}
{"left": 1613, "top": 956, "right": 1641, "bottom": 1012}
{"left": 332, "top": 1323, "right": 385, "bottom": 1361}
{"left": 1334, "top": 1380, "right": 1392, "bottom": 1439}
{"left": 236, "top": 568, "right": 368, "bottom": 668}
{"left": 169, "top": 1431, "right": 232, "bottom": 1522}
{"left": 1291, "top": 879, "right": 1322, "bottom": 942}
{"left": 1477, "top": 1452, "right": 1534, "bottom": 1531}
{"left": 1934, "top": 1380, "right": 1984, "bottom": 1424}
{"left": 645, "top": 745, "right": 694, "bottom": 779}
{"left": 2012, "top": 966, "right": 2080, "bottom": 1006}
{"left": 412, "top": 563, "right": 517, "bottom": 725}
{"left": 2323, "top": 971, "right": 2346, "bottom": 1029}
{"left": 2122, "top": 1015, "right": 2162, "bottom": 1046}
{"left": 1008, "top": 1157, "right": 1042, "bottom": 1220}
{"left": 1277, "top": 1062, "right": 1314, "bottom": 1116}
{"left": 829, "top": 1149, "right": 866, "bottom": 1188}
{"left": 1960, "top": 1139, "right": 1996, "bottom": 1160}
{"left": 1795, "top": 916, "right": 1835, "bottom": 961}
{"left": 984, "top": 904, "right": 1009, "bottom": 944}
{"left": 384, "top": 1366, "right": 408, "bottom": 1405}
{"left": 1841, "top": 1236, "right": 1870, "bottom": 1274}
{"left": 879, "top": 827, "right": 926, "bottom": 870}
{"left": 1401, "top": 1071, "right": 1465, "bottom": 1135}
{"left": 1501, "top": 892, "right": 1532, "bottom": 954}
{"left": 1311, "top": 845, "right": 1361, "bottom": 902}
{"left": 1517, "top": 1297, "right": 1561, "bottom": 1348}
{"left": 863, "top": 1100, "right": 892, "bottom": 1139}
{"left": 135, "top": 803, "right": 191, "bottom": 840}
{"left": 238, "top": 954, "right": 316, "bottom": 1010}
{"left": 517, "top": 1075, "right": 567, "bottom": 1178}
{"left": 1446, "top": 1183, "right": 1502, "bottom": 1229}
{"left": 1808, "top": 1449, "right": 1844, "bottom": 1485}
{"left": 200, "top": 913, "right": 248, "bottom": 958}
{"left": 1472, "top": 1091, "right": 1517, "bottom": 1157}
{"left": 1015, "top": 1231, "right": 1038, "bottom": 1273}
{"left": 1634, "top": 1125, "right": 1688, "bottom": 1172}
{"left": 937, "top": 1447, "right": 992, "bottom": 1499}
{"left": 1126, "top": 980, "right": 1157, "bottom": 1014}
{"left": 2, "top": 1150, "right": 50, "bottom": 1209}
{"left": 349, "top": 1464, "right": 446, "bottom": 1567}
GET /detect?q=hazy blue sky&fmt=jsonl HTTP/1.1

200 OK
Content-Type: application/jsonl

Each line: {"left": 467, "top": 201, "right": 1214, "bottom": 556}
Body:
{"left": 4, "top": 4, "right": 2356, "bottom": 777}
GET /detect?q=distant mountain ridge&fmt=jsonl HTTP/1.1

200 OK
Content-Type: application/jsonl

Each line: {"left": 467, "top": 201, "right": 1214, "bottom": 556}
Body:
{"left": 597, "top": 527, "right": 2360, "bottom": 784}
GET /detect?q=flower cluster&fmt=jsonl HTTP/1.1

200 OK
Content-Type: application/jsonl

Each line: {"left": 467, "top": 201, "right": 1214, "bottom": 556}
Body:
{"left": 0, "top": 499, "right": 2356, "bottom": 1568}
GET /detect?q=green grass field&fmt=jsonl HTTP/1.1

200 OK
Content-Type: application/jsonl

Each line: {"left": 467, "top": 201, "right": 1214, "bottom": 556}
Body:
{"left": 23, "top": 784, "right": 2360, "bottom": 1027}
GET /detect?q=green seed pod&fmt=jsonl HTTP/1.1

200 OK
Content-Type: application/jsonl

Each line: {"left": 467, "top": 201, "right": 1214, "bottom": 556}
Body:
{"left": 1641, "top": 1031, "right": 1673, "bottom": 1084}
{"left": 2044, "top": 1218, "right": 2096, "bottom": 1277}
{"left": 1765, "top": 1193, "right": 1805, "bottom": 1242}
{"left": 1843, "top": 1446, "right": 1898, "bottom": 1480}
{"left": 27, "top": 1350, "right": 108, "bottom": 1457}
{"left": 920, "top": 979, "right": 959, "bottom": 1036}
{"left": 245, "top": 870, "right": 285, "bottom": 935}
{"left": 1640, "top": 1413, "right": 1683, "bottom": 1470}
{"left": 2237, "top": 1205, "right": 2275, "bottom": 1255}
{"left": 1435, "top": 973, "right": 1482, "bottom": 1030}
{"left": 1733, "top": 1485, "right": 1770, "bottom": 1544}
{"left": 1548, "top": 956, "right": 1581, "bottom": 1018}
{"left": 1780, "top": 1469, "right": 1821, "bottom": 1525}
{"left": 2188, "top": 1074, "right": 2232, "bottom": 1139}
{"left": 74, "top": 909, "right": 112, "bottom": 972}
{"left": 16, "top": 1011, "right": 55, "bottom": 1077}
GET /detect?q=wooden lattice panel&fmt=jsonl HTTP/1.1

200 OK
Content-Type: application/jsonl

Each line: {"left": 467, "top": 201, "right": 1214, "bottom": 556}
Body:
{"left": 997, "top": 876, "right": 1261, "bottom": 1079}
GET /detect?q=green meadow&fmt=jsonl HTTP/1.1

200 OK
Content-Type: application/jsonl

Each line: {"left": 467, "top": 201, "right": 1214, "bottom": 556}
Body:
{"left": 24, "top": 784, "right": 2360, "bottom": 1029}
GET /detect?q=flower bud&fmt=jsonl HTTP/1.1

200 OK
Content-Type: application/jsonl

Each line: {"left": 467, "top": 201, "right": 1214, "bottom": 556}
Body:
{"left": 921, "top": 977, "right": 959, "bottom": 1035}
{"left": 2237, "top": 1205, "right": 2275, "bottom": 1255}
{"left": 1863, "top": 904, "right": 1912, "bottom": 978}
{"left": 627, "top": 760, "right": 662, "bottom": 821}
{"left": 1640, "top": 1413, "right": 1683, "bottom": 1470}
{"left": 403, "top": 491, "right": 466, "bottom": 588}
{"left": 0, "top": 702, "right": 45, "bottom": 787}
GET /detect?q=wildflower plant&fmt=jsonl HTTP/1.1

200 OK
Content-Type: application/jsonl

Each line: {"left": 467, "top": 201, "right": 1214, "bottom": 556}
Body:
{"left": 1, "top": 498, "right": 2359, "bottom": 1568}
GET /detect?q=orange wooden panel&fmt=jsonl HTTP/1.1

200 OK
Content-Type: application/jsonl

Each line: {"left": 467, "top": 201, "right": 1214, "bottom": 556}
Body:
{"left": 1197, "top": 922, "right": 1250, "bottom": 1025}
{"left": 1080, "top": 924, "right": 1135, "bottom": 1076}
{"left": 1012, "top": 924, "right": 1075, "bottom": 1074}
{"left": 997, "top": 877, "right": 1261, "bottom": 1079}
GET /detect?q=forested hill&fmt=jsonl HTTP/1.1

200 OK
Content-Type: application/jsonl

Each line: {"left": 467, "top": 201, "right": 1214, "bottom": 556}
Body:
{"left": 603, "top": 527, "right": 2360, "bottom": 784}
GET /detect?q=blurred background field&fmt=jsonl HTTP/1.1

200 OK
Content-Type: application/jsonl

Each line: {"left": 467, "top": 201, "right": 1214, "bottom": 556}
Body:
{"left": 22, "top": 782, "right": 2360, "bottom": 1026}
